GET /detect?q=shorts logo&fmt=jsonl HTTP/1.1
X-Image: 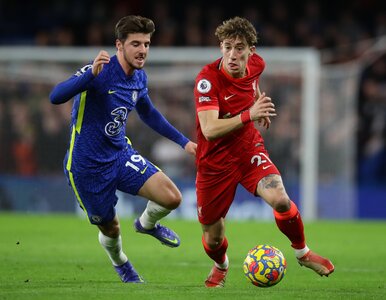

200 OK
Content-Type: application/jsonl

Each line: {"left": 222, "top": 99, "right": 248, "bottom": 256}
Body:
{"left": 140, "top": 166, "right": 148, "bottom": 174}
{"left": 197, "top": 79, "right": 211, "bottom": 93}
{"left": 91, "top": 215, "right": 103, "bottom": 223}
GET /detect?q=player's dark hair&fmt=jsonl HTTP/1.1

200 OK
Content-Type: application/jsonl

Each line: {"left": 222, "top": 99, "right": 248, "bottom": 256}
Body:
{"left": 115, "top": 15, "right": 155, "bottom": 41}
{"left": 215, "top": 16, "right": 258, "bottom": 46}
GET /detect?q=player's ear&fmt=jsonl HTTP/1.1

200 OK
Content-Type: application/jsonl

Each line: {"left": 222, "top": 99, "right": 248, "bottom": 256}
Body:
{"left": 249, "top": 46, "right": 256, "bottom": 56}
{"left": 116, "top": 39, "right": 123, "bottom": 51}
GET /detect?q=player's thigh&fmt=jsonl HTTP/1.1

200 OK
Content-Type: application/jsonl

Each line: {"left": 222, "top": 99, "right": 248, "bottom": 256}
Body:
{"left": 240, "top": 146, "right": 289, "bottom": 208}
{"left": 117, "top": 146, "right": 164, "bottom": 196}
{"left": 66, "top": 168, "right": 118, "bottom": 225}
{"left": 196, "top": 169, "right": 239, "bottom": 225}
{"left": 137, "top": 171, "right": 182, "bottom": 209}
{"left": 256, "top": 174, "right": 290, "bottom": 211}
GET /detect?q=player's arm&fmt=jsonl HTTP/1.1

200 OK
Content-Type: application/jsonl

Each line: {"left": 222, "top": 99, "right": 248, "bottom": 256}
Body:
{"left": 136, "top": 94, "right": 196, "bottom": 155}
{"left": 198, "top": 93, "right": 275, "bottom": 141}
{"left": 198, "top": 109, "right": 244, "bottom": 141}
{"left": 49, "top": 50, "right": 110, "bottom": 105}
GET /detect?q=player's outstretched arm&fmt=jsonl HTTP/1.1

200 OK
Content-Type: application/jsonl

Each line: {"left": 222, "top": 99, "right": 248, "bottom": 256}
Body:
{"left": 49, "top": 50, "right": 110, "bottom": 105}
{"left": 136, "top": 95, "right": 191, "bottom": 149}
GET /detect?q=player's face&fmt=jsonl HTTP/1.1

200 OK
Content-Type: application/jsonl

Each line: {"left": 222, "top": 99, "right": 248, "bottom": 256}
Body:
{"left": 220, "top": 37, "right": 255, "bottom": 78}
{"left": 116, "top": 33, "right": 151, "bottom": 74}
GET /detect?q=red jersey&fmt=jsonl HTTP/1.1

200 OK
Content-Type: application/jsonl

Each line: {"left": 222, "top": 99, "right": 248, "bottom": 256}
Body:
{"left": 194, "top": 53, "right": 266, "bottom": 172}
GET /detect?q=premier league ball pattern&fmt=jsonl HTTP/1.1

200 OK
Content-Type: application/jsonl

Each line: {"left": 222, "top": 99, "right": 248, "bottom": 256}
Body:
{"left": 243, "top": 244, "right": 287, "bottom": 287}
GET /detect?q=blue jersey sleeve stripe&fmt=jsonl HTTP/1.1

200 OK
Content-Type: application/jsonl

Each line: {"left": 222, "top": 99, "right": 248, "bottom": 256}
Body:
{"left": 66, "top": 126, "right": 76, "bottom": 172}
{"left": 75, "top": 91, "right": 87, "bottom": 134}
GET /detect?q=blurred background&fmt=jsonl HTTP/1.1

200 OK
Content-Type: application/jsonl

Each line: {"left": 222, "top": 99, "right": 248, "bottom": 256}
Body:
{"left": 0, "top": 0, "right": 385, "bottom": 219}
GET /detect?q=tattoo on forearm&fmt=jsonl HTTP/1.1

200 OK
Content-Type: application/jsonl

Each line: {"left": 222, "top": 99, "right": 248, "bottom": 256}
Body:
{"left": 259, "top": 174, "right": 281, "bottom": 189}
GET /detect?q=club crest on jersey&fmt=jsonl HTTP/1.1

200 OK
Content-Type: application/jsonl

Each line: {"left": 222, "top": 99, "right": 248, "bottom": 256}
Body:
{"left": 197, "top": 79, "right": 211, "bottom": 93}
{"left": 132, "top": 91, "right": 138, "bottom": 102}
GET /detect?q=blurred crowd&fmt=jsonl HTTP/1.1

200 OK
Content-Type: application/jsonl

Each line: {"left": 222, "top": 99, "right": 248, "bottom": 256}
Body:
{"left": 0, "top": 0, "right": 385, "bottom": 185}
{"left": 0, "top": 1, "right": 385, "bottom": 57}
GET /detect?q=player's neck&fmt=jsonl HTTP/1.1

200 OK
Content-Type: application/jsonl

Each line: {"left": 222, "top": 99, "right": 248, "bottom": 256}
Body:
{"left": 117, "top": 52, "right": 135, "bottom": 76}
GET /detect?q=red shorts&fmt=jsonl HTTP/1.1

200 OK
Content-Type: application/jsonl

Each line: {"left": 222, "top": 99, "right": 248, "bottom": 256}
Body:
{"left": 196, "top": 145, "right": 280, "bottom": 225}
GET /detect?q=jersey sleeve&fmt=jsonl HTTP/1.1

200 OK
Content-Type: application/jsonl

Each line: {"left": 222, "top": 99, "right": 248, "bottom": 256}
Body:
{"left": 194, "top": 70, "right": 219, "bottom": 113}
{"left": 49, "top": 64, "right": 95, "bottom": 105}
{"left": 135, "top": 93, "right": 189, "bottom": 149}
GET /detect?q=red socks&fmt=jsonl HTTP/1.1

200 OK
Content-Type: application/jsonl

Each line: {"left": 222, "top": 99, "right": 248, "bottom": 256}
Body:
{"left": 201, "top": 201, "right": 304, "bottom": 262}
{"left": 274, "top": 201, "right": 306, "bottom": 249}
{"left": 202, "top": 236, "right": 228, "bottom": 265}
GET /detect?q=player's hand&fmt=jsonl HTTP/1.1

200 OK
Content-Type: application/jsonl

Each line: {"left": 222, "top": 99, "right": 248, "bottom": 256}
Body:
{"left": 258, "top": 116, "right": 271, "bottom": 130}
{"left": 92, "top": 50, "right": 110, "bottom": 77}
{"left": 184, "top": 141, "right": 197, "bottom": 156}
{"left": 249, "top": 92, "right": 276, "bottom": 123}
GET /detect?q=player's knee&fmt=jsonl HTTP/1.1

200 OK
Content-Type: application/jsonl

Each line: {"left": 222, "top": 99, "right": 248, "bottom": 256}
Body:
{"left": 107, "top": 226, "right": 120, "bottom": 238}
{"left": 164, "top": 190, "right": 182, "bottom": 210}
{"left": 272, "top": 195, "right": 291, "bottom": 212}
{"left": 205, "top": 236, "right": 223, "bottom": 250}
{"left": 98, "top": 222, "right": 120, "bottom": 238}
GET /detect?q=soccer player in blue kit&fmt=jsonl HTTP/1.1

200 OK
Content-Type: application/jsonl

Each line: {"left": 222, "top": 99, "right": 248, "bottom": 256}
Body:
{"left": 49, "top": 15, "right": 197, "bottom": 283}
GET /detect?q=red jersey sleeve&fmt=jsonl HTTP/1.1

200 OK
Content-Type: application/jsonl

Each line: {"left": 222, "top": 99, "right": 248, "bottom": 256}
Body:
{"left": 194, "top": 66, "right": 220, "bottom": 113}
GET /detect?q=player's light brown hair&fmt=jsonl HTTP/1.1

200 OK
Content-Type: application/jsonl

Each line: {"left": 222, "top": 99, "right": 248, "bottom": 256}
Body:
{"left": 115, "top": 15, "right": 155, "bottom": 41}
{"left": 215, "top": 16, "right": 258, "bottom": 46}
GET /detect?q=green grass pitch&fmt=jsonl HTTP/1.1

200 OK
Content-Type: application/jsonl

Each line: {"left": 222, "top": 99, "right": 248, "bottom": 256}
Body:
{"left": 0, "top": 213, "right": 385, "bottom": 299}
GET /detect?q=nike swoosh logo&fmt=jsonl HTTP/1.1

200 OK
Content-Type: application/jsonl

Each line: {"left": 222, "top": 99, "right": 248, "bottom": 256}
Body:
{"left": 140, "top": 166, "right": 148, "bottom": 174}
{"left": 224, "top": 94, "right": 235, "bottom": 100}
{"left": 163, "top": 237, "right": 179, "bottom": 244}
{"left": 108, "top": 89, "right": 117, "bottom": 94}
{"left": 262, "top": 165, "right": 272, "bottom": 170}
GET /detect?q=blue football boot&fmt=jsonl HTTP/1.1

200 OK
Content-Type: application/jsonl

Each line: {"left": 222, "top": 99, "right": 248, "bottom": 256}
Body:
{"left": 114, "top": 261, "right": 144, "bottom": 283}
{"left": 134, "top": 218, "right": 180, "bottom": 248}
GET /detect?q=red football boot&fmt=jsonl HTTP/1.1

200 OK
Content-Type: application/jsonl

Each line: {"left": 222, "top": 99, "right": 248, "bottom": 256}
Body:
{"left": 205, "top": 265, "right": 228, "bottom": 288}
{"left": 297, "top": 250, "right": 335, "bottom": 276}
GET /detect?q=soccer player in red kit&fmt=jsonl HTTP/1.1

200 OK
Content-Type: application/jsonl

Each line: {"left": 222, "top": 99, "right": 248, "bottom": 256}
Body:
{"left": 194, "top": 16, "right": 334, "bottom": 288}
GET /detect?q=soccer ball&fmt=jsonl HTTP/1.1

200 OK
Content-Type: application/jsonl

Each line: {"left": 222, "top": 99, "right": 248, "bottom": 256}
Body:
{"left": 243, "top": 244, "right": 287, "bottom": 287}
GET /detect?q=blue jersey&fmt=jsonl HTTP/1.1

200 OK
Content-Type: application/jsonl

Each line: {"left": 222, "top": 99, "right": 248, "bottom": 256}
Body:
{"left": 50, "top": 55, "right": 189, "bottom": 172}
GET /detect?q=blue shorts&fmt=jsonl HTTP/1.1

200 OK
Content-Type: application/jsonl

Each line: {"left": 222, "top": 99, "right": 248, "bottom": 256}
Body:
{"left": 64, "top": 146, "right": 159, "bottom": 225}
